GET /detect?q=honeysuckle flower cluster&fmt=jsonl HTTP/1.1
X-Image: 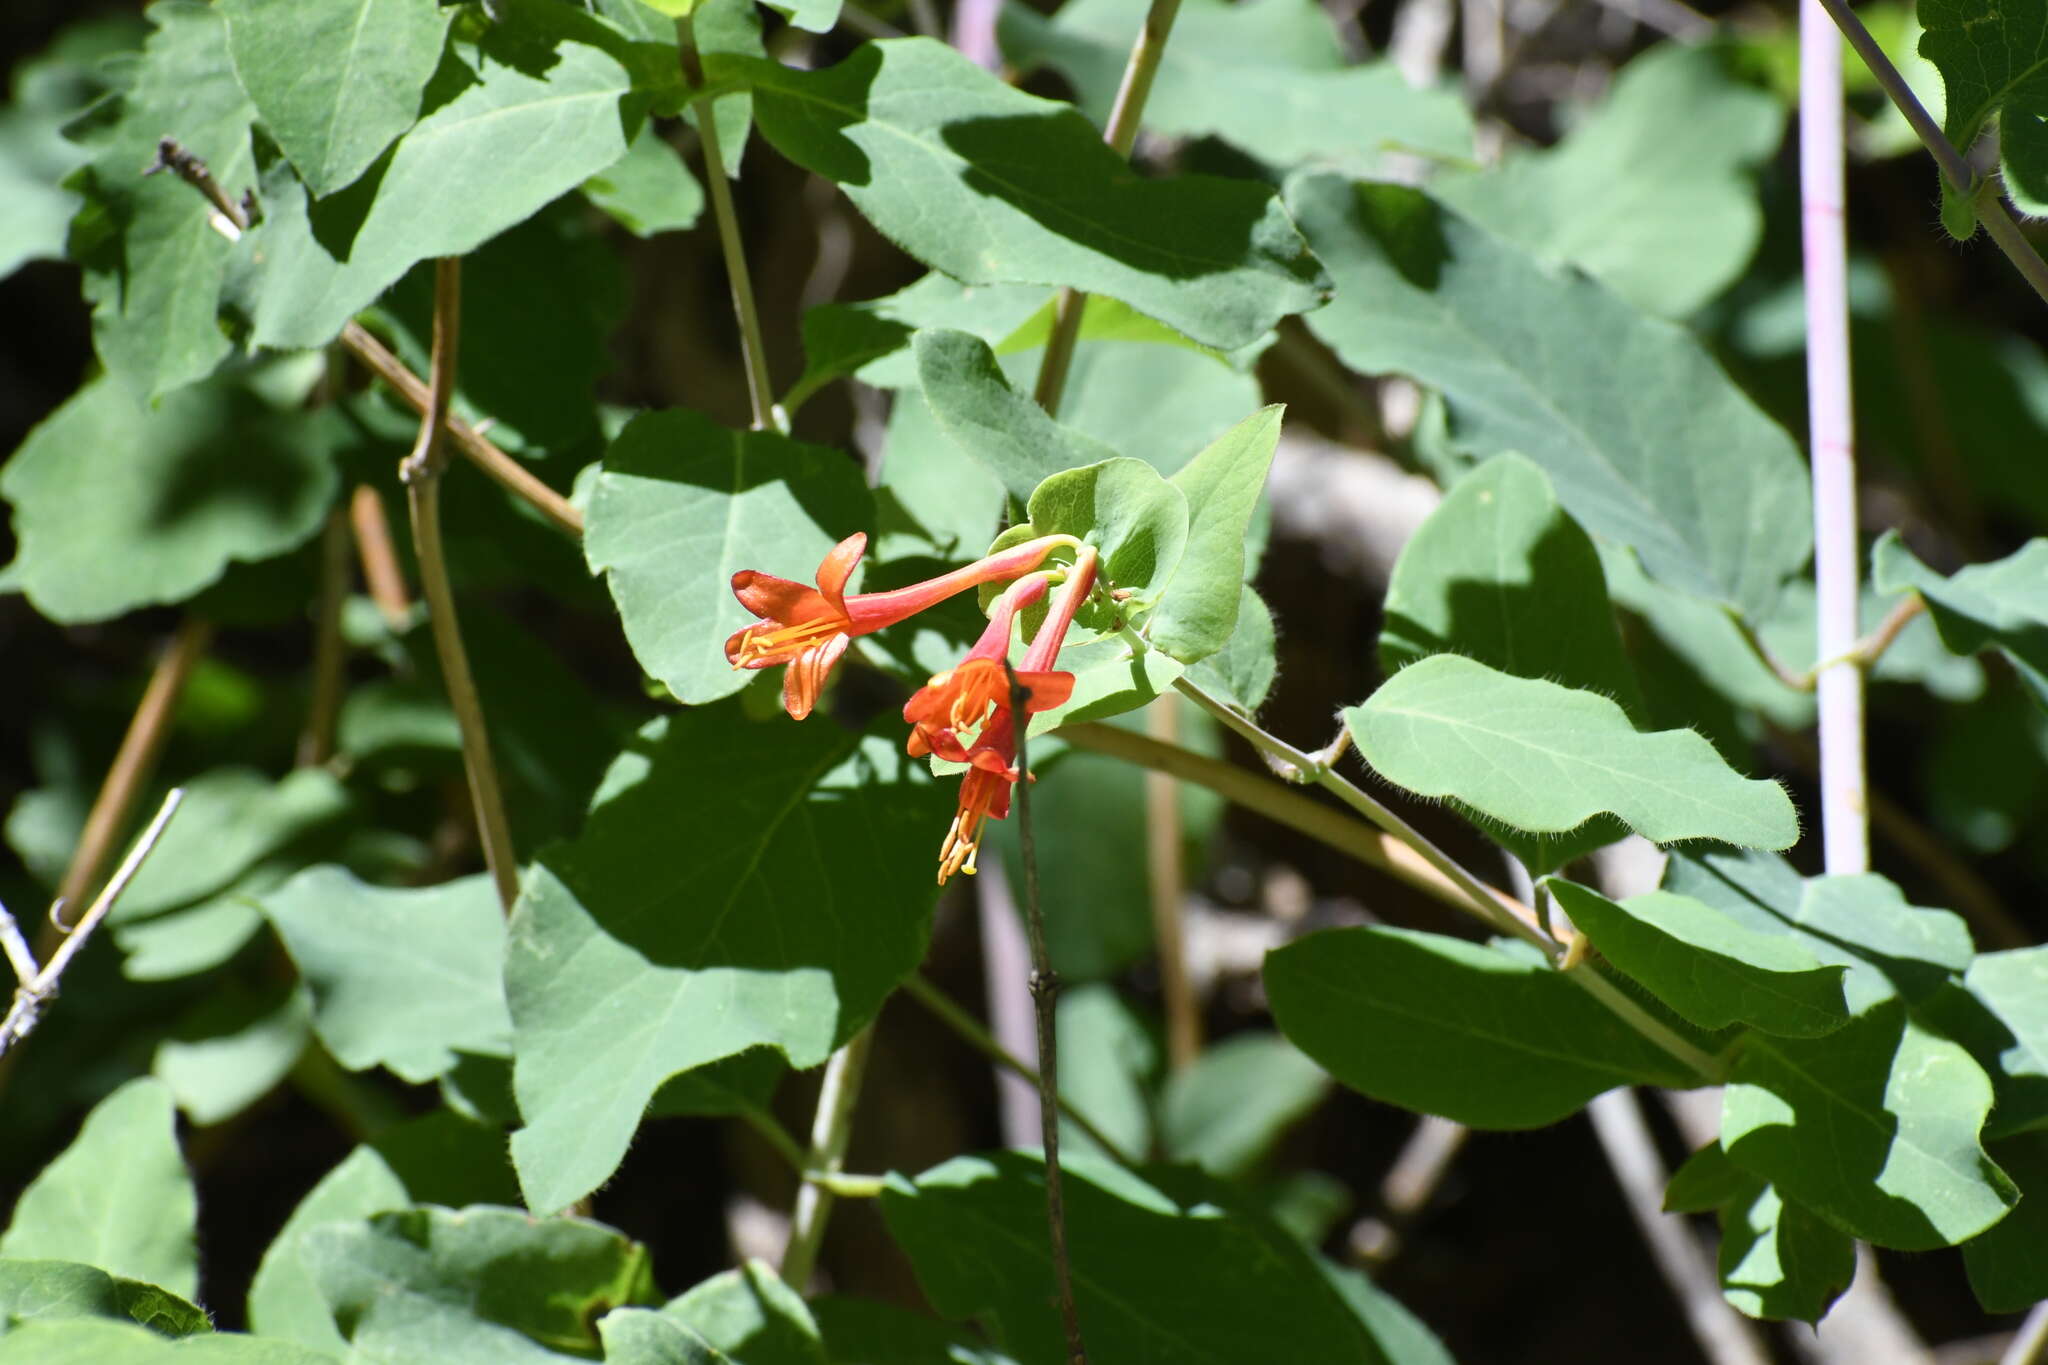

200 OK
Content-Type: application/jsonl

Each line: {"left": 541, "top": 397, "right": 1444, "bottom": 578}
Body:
{"left": 727, "top": 531, "right": 1099, "bottom": 882}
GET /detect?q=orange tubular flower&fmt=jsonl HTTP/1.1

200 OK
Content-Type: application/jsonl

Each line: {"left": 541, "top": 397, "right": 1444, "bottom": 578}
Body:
{"left": 904, "top": 572, "right": 1072, "bottom": 763}
{"left": 929, "top": 547, "right": 1100, "bottom": 884}
{"left": 726, "top": 531, "right": 1073, "bottom": 721}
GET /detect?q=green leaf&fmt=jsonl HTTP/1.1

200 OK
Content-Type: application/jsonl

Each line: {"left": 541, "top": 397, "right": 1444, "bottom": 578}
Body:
{"left": 1381, "top": 453, "right": 1639, "bottom": 709}
{"left": 1047, "top": 986, "right": 1157, "bottom": 1162}
{"left": 1184, "top": 585, "right": 1277, "bottom": 714}
{"left": 870, "top": 388, "right": 1006, "bottom": 568}
{"left": 913, "top": 330, "right": 1120, "bottom": 503}
{"left": 723, "top": 39, "right": 1330, "bottom": 351}
{"left": 1666, "top": 853, "right": 1976, "bottom": 1015}
{"left": 1663, "top": 1141, "right": 1749, "bottom": 1214}
{"left": 1161, "top": 1032, "right": 1329, "bottom": 1178}
{"left": 1717, "top": 1180, "right": 1855, "bottom": 1324}
{"left": 1022, "top": 459, "right": 1189, "bottom": 613}
{"left": 1543, "top": 880, "right": 1850, "bottom": 1038}
{"left": 0, "top": 1080, "right": 197, "bottom": 1299}
{"left": 1435, "top": 43, "right": 1782, "bottom": 317}
{"left": 1346, "top": 655, "right": 1798, "bottom": 853}
{"left": 1962, "top": 1133, "right": 2048, "bottom": 1312}
{"left": 0, "top": 1261, "right": 209, "bottom": 1340}
{"left": 1963, "top": 949, "right": 2048, "bottom": 1136}
{"left": 506, "top": 707, "right": 953, "bottom": 1211}
{"left": 247, "top": 1112, "right": 516, "bottom": 1351}
{"left": 263, "top": 869, "right": 511, "bottom": 1084}
{"left": 1000, "top": 0, "right": 1472, "bottom": 173}
{"left": 1919, "top": 0, "right": 2048, "bottom": 213}
{"left": 68, "top": 0, "right": 253, "bottom": 398}
{"left": 584, "top": 408, "right": 872, "bottom": 706}
{"left": 758, "top": 0, "right": 840, "bottom": 35}
{"left": 299, "top": 1206, "right": 657, "bottom": 1361}
{"left": 882, "top": 1152, "right": 1434, "bottom": 1363}
{"left": 663, "top": 1262, "right": 825, "bottom": 1364}
{"left": 116, "top": 897, "right": 266, "bottom": 983}
{"left": 219, "top": 0, "right": 453, "bottom": 198}
{"left": 0, "top": 1319, "right": 333, "bottom": 1362}
{"left": 583, "top": 122, "right": 703, "bottom": 236}
{"left": 0, "top": 22, "right": 135, "bottom": 280}
{"left": 246, "top": 12, "right": 637, "bottom": 350}
{"left": 1147, "top": 407, "right": 1281, "bottom": 664}
{"left": 599, "top": 1310, "right": 730, "bottom": 1364}
{"left": 812, "top": 1297, "right": 1012, "bottom": 1365}
{"left": 1289, "top": 175, "right": 1811, "bottom": 621}
{"left": 1873, "top": 531, "right": 2048, "bottom": 707}
{"left": 1025, "top": 636, "right": 1185, "bottom": 734}
{"left": 2, "top": 375, "right": 343, "bottom": 625}
{"left": 152, "top": 983, "right": 312, "bottom": 1125}
{"left": 1264, "top": 926, "right": 1695, "bottom": 1128}
{"left": 1722, "top": 1000, "right": 2016, "bottom": 1250}
{"left": 114, "top": 768, "right": 353, "bottom": 922}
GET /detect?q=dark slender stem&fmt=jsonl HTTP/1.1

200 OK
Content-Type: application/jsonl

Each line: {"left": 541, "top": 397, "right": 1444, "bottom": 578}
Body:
{"left": 401, "top": 260, "right": 521, "bottom": 913}
{"left": 1006, "top": 662, "right": 1087, "bottom": 1365}
{"left": 680, "top": 18, "right": 778, "bottom": 431}
{"left": 1810, "top": 0, "right": 2048, "bottom": 306}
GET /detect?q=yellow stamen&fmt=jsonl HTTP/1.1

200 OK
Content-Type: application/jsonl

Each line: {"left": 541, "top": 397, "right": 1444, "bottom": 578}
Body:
{"left": 731, "top": 615, "right": 845, "bottom": 668}
{"left": 937, "top": 806, "right": 987, "bottom": 884}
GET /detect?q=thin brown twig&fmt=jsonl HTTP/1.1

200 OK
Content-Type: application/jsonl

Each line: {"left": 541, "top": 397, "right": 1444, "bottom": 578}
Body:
{"left": 147, "top": 137, "right": 582, "bottom": 539}
{"left": 1733, "top": 594, "right": 1933, "bottom": 694}
{"left": 2, "top": 790, "right": 185, "bottom": 1058}
{"left": 1006, "top": 661, "right": 1087, "bottom": 1365}
{"left": 349, "top": 485, "right": 412, "bottom": 629}
{"left": 298, "top": 508, "right": 352, "bottom": 768}
{"left": 401, "top": 259, "right": 521, "bottom": 914}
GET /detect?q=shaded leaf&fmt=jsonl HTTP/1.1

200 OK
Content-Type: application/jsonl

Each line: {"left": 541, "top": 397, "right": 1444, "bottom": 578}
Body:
{"left": 1161, "top": 1031, "right": 1329, "bottom": 1177}
{"left": 1048, "top": 985, "right": 1156, "bottom": 1162}
{"left": 1718, "top": 1180, "right": 1855, "bottom": 1324}
{"left": 584, "top": 408, "right": 872, "bottom": 706}
{"left": 599, "top": 1310, "right": 729, "bottom": 1364}
{"left": 263, "top": 869, "right": 511, "bottom": 1084}
{"left": 69, "top": 0, "right": 252, "bottom": 398}
{"left": 300, "top": 1206, "right": 656, "bottom": 1361}
{"left": 723, "top": 39, "right": 1329, "bottom": 351}
{"left": 1289, "top": 174, "right": 1810, "bottom": 620}
{"left": 1961, "top": 1133, "right": 2048, "bottom": 1312}
{"left": 1436, "top": 43, "right": 1782, "bottom": 316}
{"left": 0, "top": 1080, "right": 197, "bottom": 1299}
{"left": 1019, "top": 459, "right": 1188, "bottom": 613}
{"left": 0, "top": 1318, "right": 331, "bottom": 1362}
{"left": 1346, "top": 655, "right": 1798, "bottom": 854}
{"left": 114, "top": 768, "right": 352, "bottom": 922}
{"left": 812, "top": 1297, "right": 1012, "bottom": 1365}
{"left": 1722, "top": 1001, "right": 2016, "bottom": 1250}
{"left": 663, "top": 1261, "right": 825, "bottom": 1364}
{"left": 1184, "top": 585, "right": 1277, "bottom": 714}
{"left": 1544, "top": 880, "right": 1850, "bottom": 1038}
{"left": 1001, "top": 0, "right": 1471, "bottom": 173}
{"left": 2, "top": 376, "right": 343, "bottom": 625}
{"left": 883, "top": 1152, "right": 1435, "bottom": 1363}
{"left": 1919, "top": 0, "right": 2048, "bottom": 213}
{"left": 0, "top": 1261, "right": 208, "bottom": 1340}
{"left": 1265, "top": 926, "right": 1694, "bottom": 1128}
{"left": 506, "top": 707, "right": 952, "bottom": 1211}
{"left": 152, "top": 983, "right": 312, "bottom": 1125}
{"left": 1874, "top": 531, "right": 2048, "bottom": 707}
{"left": 219, "top": 0, "right": 453, "bottom": 198}
{"left": 584, "top": 122, "right": 703, "bottom": 236}
{"left": 913, "top": 330, "right": 1119, "bottom": 503}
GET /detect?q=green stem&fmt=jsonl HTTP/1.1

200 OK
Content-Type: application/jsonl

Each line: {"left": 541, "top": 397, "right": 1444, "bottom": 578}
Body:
{"left": 1168, "top": 677, "right": 1725, "bottom": 1083}
{"left": 1033, "top": 0, "right": 1185, "bottom": 417}
{"left": 899, "top": 973, "right": 1143, "bottom": 1169}
{"left": 780, "top": 1026, "right": 875, "bottom": 1289}
{"left": 1810, "top": 0, "right": 2048, "bottom": 307}
{"left": 401, "top": 259, "right": 522, "bottom": 914}
{"left": 680, "top": 17, "right": 780, "bottom": 432}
